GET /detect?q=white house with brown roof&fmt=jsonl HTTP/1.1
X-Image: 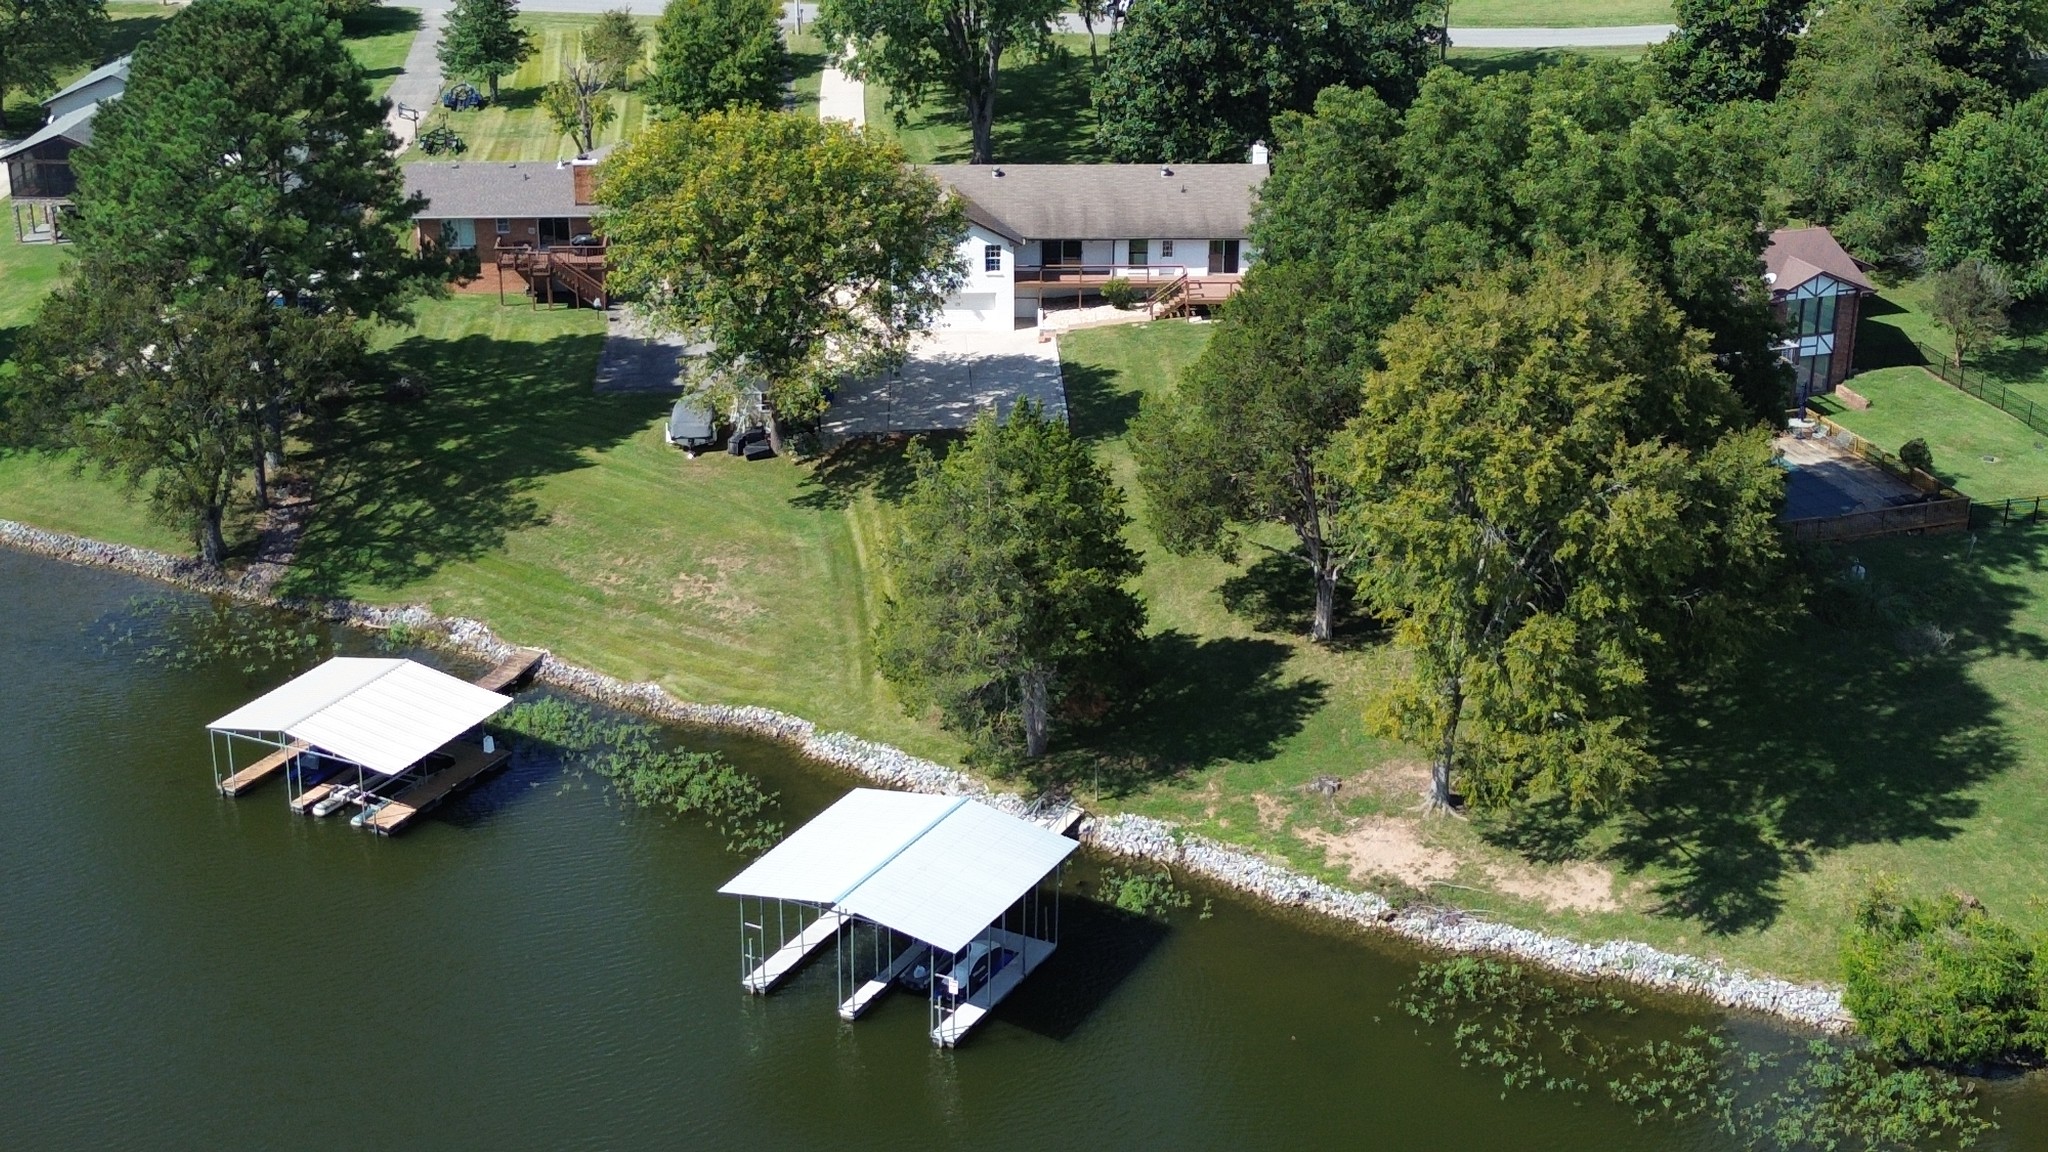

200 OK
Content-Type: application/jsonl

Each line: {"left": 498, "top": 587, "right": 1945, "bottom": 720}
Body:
{"left": 1763, "top": 226, "right": 1875, "bottom": 404}
{"left": 924, "top": 161, "right": 1267, "bottom": 331}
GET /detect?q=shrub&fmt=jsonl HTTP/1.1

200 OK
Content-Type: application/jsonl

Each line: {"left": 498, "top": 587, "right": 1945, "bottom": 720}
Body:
{"left": 1100, "top": 276, "right": 1139, "bottom": 310}
{"left": 1899, "top": 437, "right": 1935, "bottom": 474}
{"left": 1841, "top": 879, "right": 2045, "bottom": 1067}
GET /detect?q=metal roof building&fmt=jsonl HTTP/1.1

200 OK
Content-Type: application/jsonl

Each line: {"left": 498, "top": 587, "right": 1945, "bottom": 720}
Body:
{"left": 720, "top": 788, "right": 1078, "bottom": 1046}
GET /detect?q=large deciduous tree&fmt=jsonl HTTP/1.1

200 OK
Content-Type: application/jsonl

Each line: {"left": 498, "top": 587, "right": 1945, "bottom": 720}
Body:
{"left": 437, "top": 0, "right": 532, "bottom": 100}
{"left": 1336, "top": 253, "right": 1784, "bottom": 813}
{"left": 1915, "top": 92, "right": 2048, "bottom": 299}
{"left": 875, "top": 403, "right": 1146, "bottom": 759}
{"left": 598, "top": 108, "right": 964, "bottom": 450}
{"left": 0, "top": 0, "right": 108, "bottom": 132}
{"left": 1130, "top": 264, "right": 1364, "bottom": 642}
{"left": 818, "top": 0, "right": 1064, "bottom": 165}
{"left": 582, "top": 7, "right": 647, "bottom": 89}
{"left": 1649, "top": 0, "right": 1809, "bottom": 108}
{"left": 1776, "top": 0, "right": 1950, "bottom": 258}
{"left": 1928, "top": 259, "right": 2013, "bottom": 370}
{"left": 541, "top": 58, "right": 616, "bottom": 154}
{"left": 643, "top": 0, "right": 785, "bottom": 118}
{"left": 1093, "top": 0, "right": 1437, "bottom": 164}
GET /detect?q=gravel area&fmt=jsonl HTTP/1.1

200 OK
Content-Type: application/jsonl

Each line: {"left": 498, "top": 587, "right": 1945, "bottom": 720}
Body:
{"left": 1, "top": 517, "right": 1850, "bottom": 1032}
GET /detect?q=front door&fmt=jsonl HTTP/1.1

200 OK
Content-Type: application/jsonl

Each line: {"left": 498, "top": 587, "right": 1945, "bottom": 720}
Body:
{"left": 1208, "top": 239, "right": 1240, "bottom": 274}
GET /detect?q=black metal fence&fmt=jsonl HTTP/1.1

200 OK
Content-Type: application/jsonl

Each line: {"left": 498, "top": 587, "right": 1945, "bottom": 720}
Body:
{"left": 1911, "top": 339, "right": 2048, "bottom": 437}
{"left": 1972, "top": 495, "right": 2048, "bottom": 528}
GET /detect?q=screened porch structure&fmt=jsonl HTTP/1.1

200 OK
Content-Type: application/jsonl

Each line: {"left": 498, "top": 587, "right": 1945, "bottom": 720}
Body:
{"left": 719, "top": 789, "right": 1077, "bottom": 1047}
{"left": 205, "top": 657, "right": 514, "bottom": 832}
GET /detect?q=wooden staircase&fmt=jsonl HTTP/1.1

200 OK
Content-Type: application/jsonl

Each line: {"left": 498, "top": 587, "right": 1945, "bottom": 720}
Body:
{"left": 1148, "top": 273, "right": 1190, "bottom": 318}
{"left": 497, "top": 246, "right": 608, "bottom": 308}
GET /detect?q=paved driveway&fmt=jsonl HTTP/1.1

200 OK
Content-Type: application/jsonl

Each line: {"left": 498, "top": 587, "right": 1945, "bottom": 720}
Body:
{"left": 822, "top": 329, "right": 1064, "bottom": 446}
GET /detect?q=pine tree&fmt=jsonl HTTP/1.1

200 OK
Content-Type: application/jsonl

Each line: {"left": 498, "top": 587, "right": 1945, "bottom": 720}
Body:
{"left": 438, "top": 0, "right": 532, "bottom": 100}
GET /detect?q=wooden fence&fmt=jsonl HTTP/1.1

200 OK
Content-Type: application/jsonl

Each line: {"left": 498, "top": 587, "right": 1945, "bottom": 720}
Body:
{"left": 1781, "top": 410, "right": 1972, "bottom": 542}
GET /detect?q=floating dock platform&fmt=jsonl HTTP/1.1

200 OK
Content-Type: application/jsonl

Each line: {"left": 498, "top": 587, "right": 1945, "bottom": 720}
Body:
{"left": 838, "top": 942, "right": 930, "bottom": 1021}
{"left": 743, "top": 910, "right": 847, "bottom": 995}
{"left": 474, "top": 648, "right": 544, "bottom": 694}
{"left": 217, "top": 739, "right": 309, "bottom": 796}
{"left": 930, "top": 929, "right": 1056, "bottom": 1048}
{"left": 363, "top": 740, "right": 511, "bottom": 835}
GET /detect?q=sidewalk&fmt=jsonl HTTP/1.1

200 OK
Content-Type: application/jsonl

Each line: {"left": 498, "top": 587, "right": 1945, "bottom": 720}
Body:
{"left": 383, "top": 6, "right": 447, "bottom": 149}
{"left": 818, "top": 58, "right": 864, "bottom": 128}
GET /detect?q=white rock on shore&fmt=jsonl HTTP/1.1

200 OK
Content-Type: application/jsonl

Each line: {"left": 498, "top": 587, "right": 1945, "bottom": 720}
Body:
{"left": 0, "top": 517, "right": 1851, "bottom": 1032}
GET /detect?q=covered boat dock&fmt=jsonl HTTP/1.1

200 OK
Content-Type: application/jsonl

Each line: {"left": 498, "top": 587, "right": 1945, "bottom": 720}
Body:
{"left": 206, "top": 656, "right": 521, "bottom": 834}
{"left": 720, "top": 789, "right": 1077, "bottom": 1047}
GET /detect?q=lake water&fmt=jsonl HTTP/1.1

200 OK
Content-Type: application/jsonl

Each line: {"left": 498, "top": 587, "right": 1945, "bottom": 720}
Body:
{"left": 5, "top": 547, "right": 2046, "bottom": 1150}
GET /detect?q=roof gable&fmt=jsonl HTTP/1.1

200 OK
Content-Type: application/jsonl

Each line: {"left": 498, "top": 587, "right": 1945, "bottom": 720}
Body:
{"left": 42, "top": 56, "right": 129, "bottom": 108}
{"left": 1763, "top": 226, "right": 1873, "bottom": 294}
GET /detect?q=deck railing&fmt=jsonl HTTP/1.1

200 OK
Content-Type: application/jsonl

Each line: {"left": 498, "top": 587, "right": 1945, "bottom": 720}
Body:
{"left": 1015, "top": 263, "right": 1194, "bottom": 284}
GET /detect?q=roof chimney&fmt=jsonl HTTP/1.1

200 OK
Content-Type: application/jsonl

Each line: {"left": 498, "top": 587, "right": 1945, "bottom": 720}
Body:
{"left": 1249, "top": 140, "right": 1269, "bottom": 165}
{"left": 571, "top": 156, "right": 597, "bottom": 206}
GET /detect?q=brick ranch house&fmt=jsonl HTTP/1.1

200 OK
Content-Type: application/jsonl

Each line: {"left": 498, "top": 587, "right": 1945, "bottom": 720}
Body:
{"left": 924, "top": 157, "right": 1267, "bottom": 331}
{"left": 402, "top": 156, "right": 607, "bottom": 307}
{"left": 1763, "top": 225, "right": 1875, "bottom": 407}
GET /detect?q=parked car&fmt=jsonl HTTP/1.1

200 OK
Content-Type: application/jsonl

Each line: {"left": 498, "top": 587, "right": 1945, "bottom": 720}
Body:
{"left": 938, "top": 941, "right": 1018, "bottom": 1003}
{"left": 666, "top": 395, "right": 718, "bottom": 454}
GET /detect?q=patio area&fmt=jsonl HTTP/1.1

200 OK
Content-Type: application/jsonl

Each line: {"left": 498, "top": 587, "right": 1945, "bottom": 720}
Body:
{"left": 821, "top": 328, "right": 1064, "bottom": 446}
{"left": 1776, "top": 434, "right": 1927, "bottom": 520}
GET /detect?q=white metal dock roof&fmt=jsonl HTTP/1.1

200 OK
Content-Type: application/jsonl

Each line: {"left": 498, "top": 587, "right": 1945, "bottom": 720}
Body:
{"left": 720, "top": 789, "right": 1078, "bottom": 954}
{"left": 207, "top": 657, "right": 511, "bottom": 776}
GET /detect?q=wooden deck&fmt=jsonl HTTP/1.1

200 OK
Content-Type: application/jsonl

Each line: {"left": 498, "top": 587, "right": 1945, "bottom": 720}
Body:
{"left": 218, "top": 739, "right": 309, "bottom": 796}
{"left": 475, "top": 647, "right": 544, "bottom": 694}
{"left": 743, "top": 910, "right": 848, "bottom": 994}
{"left": 363, "top": 741, "right": 512, "bottom": 835}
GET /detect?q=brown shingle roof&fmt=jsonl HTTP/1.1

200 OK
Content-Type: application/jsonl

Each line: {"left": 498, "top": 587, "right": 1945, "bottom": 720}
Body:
{"left": 924, "top": 163, "right": 1264, "bottom": 242}
{"left": 1763, "top": 226, "right": 1873, "bottom": 294}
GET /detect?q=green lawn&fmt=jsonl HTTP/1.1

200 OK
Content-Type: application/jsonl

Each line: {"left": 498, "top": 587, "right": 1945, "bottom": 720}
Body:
{"left": 1856, "top": 273, "right": 2048, "bottom": 411}
{"left": 863, "top": 34, "right": 1105, "bottom": 164}
{"left": 1814, "top": 368, "right": 2048, "bottom": 501}
{"left": 414, "top": 13, "right": 663, "bottom": 163}
{"left": 340, "top": 5, "right": 423, "bottom": 103}
{"left": 1447, "top": 0, "right": 1675, "bottom": 25}
{"left": 788, "top": 31, "right": 827, "bottom": 118}
{"left": 1, "top": 3, "right": 171, "bottom": 133}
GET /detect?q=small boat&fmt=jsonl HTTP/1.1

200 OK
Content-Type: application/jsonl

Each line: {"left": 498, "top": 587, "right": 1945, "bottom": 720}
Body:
{"left": 312, "top": 783, "right": 367, "bottom": 818}
{"left": 350, "top": 798, "right": 393, "bottom": 828}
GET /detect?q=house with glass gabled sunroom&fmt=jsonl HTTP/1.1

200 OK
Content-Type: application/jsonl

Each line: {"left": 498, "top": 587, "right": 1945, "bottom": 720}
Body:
{"left": 1762, "top": 226, "right": 1875, "bottom": 408}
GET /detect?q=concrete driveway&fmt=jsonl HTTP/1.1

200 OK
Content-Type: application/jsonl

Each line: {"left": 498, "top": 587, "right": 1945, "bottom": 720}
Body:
{"left": 822, "top": 329, "right": 1064, "bottom": 446}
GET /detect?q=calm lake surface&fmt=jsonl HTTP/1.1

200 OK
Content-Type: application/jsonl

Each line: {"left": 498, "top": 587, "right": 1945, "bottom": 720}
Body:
{"left": 5, "top": 547, "right": 2047, "bottom": 1151}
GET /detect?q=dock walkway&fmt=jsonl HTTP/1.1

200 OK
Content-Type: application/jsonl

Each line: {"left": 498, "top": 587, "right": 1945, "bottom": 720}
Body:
{"left": 219, "top": 740, "right": 308, "bottom": 796}
{"left": 475, "top": 648, "right": 544, "bottom": 694}
{"left": 744, "top": 910, "right": 847, "bottom": 994}
{"left": 838, "top": 942, "right": 928, "bottom": 1021}
{"left": 930, "top": 930, "right": 1055, "bottom": 1047}
{"left": 365, "top": 741, "right": 512, "bottom": 835}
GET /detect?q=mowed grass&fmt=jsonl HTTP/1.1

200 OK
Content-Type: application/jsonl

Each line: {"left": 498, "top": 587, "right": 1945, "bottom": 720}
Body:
{"left": 787, "top": 31, "right": 827, "bottom": 118}
{"left": 276, "top": 296, "right": 963, "bottom": 762}
{"left": 1814, "top": 368, "right": 2048, "bottom": 500}
{"left": 417, "top": 13, "right": 662, "bottom": 163}
{"left": 1, "top": 3, "right": 170, "bottom": 131}
{"left": 340, "top": 5, "right": 423, "bottom": 103}
{"left": 863, "top": 34, "right": 1106, "bottom": 164}
{"left": 1856, "top": 273, "right": 2048, "bottom": 411}
{"left": 1448, "top": 0, "right": 1674, "bottom": 25}
{"left": 0, "top": 203, "right": 185, "bottom": 552}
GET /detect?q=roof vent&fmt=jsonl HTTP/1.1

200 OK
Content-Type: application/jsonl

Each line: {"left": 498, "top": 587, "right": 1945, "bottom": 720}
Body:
{"left": 1762, "top": 272, "right": 1777, "bottom": 285}
{"left": 992, "top": 167, "right": 1004, "bottom": 177}
{"left": 1159, "top": 166, "right": 1173, "bottom": 177}
{"left": 1249, "top": 140, "right": 1269, "bottom": 165}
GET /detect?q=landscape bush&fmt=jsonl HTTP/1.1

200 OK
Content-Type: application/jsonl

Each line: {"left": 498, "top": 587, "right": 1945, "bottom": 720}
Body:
{"left": 1100, "top": 276, "right": 1139, "bottom": 310}
{"left": 1840, "top": 879, "right": 2048, "bottom": 1067}
{"left": 1899, "top": 437, "right": 1935, "bottom": 474}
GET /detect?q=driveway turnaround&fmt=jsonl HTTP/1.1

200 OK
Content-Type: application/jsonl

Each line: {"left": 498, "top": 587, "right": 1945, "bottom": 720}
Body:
{"left": 594, "top": 312, "right": 691, "bottom": 394}
{"left": 822, "top": 329, "right": 1064, "bottom": 446}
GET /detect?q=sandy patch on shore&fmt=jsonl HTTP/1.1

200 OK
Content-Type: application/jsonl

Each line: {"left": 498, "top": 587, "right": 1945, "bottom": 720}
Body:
{"left": 1485, "top": 861, "right": 1622, "bottom": 914}
{"left": 1302, "top": 817, "right": 1460, "bottom": 888}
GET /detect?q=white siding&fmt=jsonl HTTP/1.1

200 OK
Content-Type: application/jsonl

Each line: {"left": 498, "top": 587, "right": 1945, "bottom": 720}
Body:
{"left": 940, "top": 223, "right": 1016, "bottom": 332}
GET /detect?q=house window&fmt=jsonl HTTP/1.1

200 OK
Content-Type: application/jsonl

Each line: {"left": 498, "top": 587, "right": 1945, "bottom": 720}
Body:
{"left": 495, "top": 218, "right": 511, "bottom": 235}
{"left": 539, "top": 217, "right": 574, "bottom": 245}
{"left": 984, "top": 243, "right": 1002, "bottom": 273}
{"left": 443, "top": 218, "right": 477, "bottom": 250}
{"left": 1128, "top": 239, "right": 1148, "bottom": 266}
{"left": 1159, "top": 239, "right": 1174, "bottom": 258}
{"left": 1039, "top": 239, "right": 1084, "bottom": 266}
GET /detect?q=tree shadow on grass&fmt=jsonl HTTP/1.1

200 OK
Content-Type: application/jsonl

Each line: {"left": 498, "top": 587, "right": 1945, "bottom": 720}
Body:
{"left": 1035, "top": 630, "right": 1326, "bottom": 798}
{"left": 1061, "top": 359, "right": 1138, "bottom": 442}
{"left": 1218, "top": 549, "right": 1380, "bottom": 646}
{"left": 280, "top": 325, "right": 644, "bottom": 598}
{"left": 789, "top": 431, "right": 959, "bottom": 511}
{"left": 1486, "top": 533, "right": 2047, "bottom": 937}
{"left": 1854, "top": 294, "right": 1927, "bottom": 372}
{"left": 341, "top": 6, "right": 422, "bottom": 38}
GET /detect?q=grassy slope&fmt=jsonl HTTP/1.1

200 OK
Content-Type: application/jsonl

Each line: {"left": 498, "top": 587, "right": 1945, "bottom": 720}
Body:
{"left": 341, "top": 5, "right": 423, "bottom": 103}
{"left": 415, "top": 13, "right": 661, "bottom": 163}
{"left": 1815, "top": 368, "right": 2048, "bottom": 501}
{"left": 1060, "top": 323, "right": 2048, "bottom": 983}
{"left": 863, "top": 34, "right": 1105, "bottom": 164}
{"left": 1448, "top": 0, "right": 1674, "bottom": 25}
{"left": 275, "top": 296, "right": 962, "bottom": 763}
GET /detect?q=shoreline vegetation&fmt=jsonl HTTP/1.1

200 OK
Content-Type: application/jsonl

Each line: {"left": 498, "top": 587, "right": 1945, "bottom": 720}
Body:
{"left": 0, "top": 516, "right": 1851, "bottom": 1032}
